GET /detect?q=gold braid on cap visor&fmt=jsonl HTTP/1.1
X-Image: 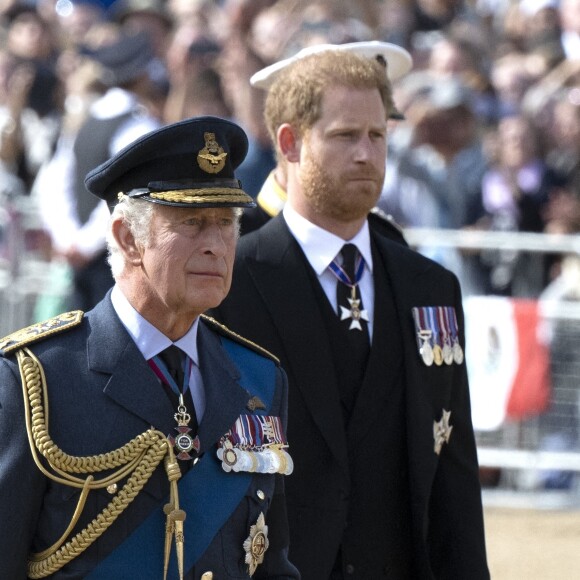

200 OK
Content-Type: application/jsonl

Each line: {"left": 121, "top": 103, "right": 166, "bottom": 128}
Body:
{"left": 149, "top": 188, "right": 253, "bottom": 205}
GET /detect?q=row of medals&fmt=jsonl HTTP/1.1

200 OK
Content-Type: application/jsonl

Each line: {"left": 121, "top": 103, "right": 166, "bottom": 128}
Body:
{"left": 418, "top": 330, "right": 464, "bottom": 367}
{"left": 217, "top": 439, "right": 294, "bottom": 475}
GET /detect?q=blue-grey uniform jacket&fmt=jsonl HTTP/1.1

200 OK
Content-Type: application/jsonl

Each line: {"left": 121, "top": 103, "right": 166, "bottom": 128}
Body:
{"left": 0, "top": 293, "right": 299, "bottom": 579}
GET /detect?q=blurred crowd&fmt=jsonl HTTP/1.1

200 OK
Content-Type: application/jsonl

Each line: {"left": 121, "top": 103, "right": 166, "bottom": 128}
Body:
{"left": 0, "top": 0, "right": 579, "bottom": 306}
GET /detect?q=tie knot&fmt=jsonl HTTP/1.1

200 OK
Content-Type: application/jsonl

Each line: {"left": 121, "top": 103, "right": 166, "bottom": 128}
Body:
{"left": 340, "top": 243, "right": 360, "bottom": 280}
{"left": 159, "top": 345, "right": 185, "bottom": 388}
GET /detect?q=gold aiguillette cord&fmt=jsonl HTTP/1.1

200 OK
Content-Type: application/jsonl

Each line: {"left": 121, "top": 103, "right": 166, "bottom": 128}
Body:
{"left": 163, "top": 444, "right": 186, "bottom": 580}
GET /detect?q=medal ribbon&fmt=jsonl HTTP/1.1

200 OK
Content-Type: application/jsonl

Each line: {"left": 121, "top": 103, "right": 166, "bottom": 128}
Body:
{"left": 328, "top": 250, "right": 365, "bottom": 289}
{"left": 437, "top": 306, "right": 450, "bottom": 347}
{"left": 148, "top": 353, "right": 193, "bottom": 395}
{"left": 446, "top": 307, "right": 459, "bottom": 344}
{"left": 224, "top": 415, "right": 287, "bottom": 450}
{"left": 412, "top": 307, "right": 432, "bottom": 347}
{"left": 426, "top": 307, "right": 441, "bottom": 348}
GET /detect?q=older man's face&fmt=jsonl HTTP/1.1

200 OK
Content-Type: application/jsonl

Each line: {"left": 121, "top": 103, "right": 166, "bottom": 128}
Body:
{"left": 137, "top": 205, "right": 238, "bottom": 320}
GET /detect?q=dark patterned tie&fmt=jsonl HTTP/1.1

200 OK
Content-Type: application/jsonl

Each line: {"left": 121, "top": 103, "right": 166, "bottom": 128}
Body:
{"left": 159, "top": 345, "right": 199, "bottom": 438}
{"left": 335, "top": 243, "right": 370, "bottom": 419}
{"left": 159, "top": 345, "right": 185, "bottom": 391}
{"left": 336, "top": 243, "right": 370, "bottom": 340}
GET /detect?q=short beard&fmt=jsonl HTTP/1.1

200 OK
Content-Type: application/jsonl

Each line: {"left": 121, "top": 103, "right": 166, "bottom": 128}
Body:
{"left": 300, "top": 155, "right": 382, "bottom": 223}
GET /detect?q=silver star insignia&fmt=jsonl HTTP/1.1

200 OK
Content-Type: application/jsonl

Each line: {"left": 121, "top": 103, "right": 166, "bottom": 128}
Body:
{"left": 433, "top": 410, "right": 453, "bottom": 455}
{"left": 243, "top": 512, "right": 269, "bottom": 576}
{"left": 339, "top": 297, "right": 369, "bottom": 331}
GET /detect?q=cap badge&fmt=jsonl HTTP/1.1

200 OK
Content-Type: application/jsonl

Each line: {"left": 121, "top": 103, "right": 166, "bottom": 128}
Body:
{"left": 247, "top": 395, "right": 267, "bottom": 411}
{"left": 197, "top": 131, "right": 227, "bottom": 174}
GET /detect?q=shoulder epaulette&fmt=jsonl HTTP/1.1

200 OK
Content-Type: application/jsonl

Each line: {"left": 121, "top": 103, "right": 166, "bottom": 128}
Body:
{"left": 0, "top": 310, "right": 84, "bottom": 355}
{"left": 201, "top": 314, "right": 280, "bottom": 365}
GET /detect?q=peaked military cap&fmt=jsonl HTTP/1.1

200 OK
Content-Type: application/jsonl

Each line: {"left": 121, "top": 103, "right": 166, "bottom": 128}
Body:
{"left": 84, "top": 116, "right": 256, "bottom": 209}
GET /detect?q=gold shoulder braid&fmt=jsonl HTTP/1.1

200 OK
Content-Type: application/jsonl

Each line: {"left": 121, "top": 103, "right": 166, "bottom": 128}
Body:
{"left": 17, "top": 347, "right": 186, "bottom": 580}
{"left": 0, "top": 311, "right": 84, "bottom": 354}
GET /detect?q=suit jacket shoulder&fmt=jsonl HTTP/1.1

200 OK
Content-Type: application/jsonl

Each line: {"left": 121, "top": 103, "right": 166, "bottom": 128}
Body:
{"left": 368, "top": 207, "right": 408, "bottom": 246}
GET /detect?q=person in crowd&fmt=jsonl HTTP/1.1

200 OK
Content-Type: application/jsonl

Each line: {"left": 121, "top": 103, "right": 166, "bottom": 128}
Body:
{"left": 0, "top": 115, "right": 299, "bottom": 579}
{"left": 479, "top": 113, "right": 562, "bottom": 296}
{"left": 559, "top": 0, "right": 580, "bottom": 60}
{"left": 211, "top": 48, "right": 489, "bottom": 579}
{"left": 33, "top": 30, "right": 162, "bottom": 313}
{"left": 0, "top": 3, "right": 63, "bottom": 189}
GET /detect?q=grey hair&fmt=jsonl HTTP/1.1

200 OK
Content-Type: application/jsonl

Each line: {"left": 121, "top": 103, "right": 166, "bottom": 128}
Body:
{"left": 106, "top": 197, "right": 154, "bottom": 279}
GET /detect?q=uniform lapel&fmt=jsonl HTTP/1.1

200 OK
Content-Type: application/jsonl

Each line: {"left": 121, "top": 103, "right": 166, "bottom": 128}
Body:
{"left": 194, "top": 320, "right": 249, "bottom": 454}
{"left": 247, "top": 216, "right": 349, "bottom": 474}
{"left": 88, "top": 297, "right": 252, "bottom": 450}
{"left": 87, "top": 295, "right": 177, "bottom": 436}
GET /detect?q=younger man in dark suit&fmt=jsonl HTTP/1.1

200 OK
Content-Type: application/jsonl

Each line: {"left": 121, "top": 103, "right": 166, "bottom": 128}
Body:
{"left": 212, "top": 49, "right": 489, "bottom": 579}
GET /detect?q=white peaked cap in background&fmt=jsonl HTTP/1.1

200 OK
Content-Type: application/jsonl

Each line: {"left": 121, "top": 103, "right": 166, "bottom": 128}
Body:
{"left": 250, "top": 40, "right": 413, "bottom": 89}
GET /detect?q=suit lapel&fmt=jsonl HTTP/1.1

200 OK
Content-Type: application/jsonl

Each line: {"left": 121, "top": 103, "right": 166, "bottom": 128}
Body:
{"left": 368, "top": 234, "right": 448, "bottom": 504}
{"left": 246, "top": 216, "right": 349, "bottom": 474}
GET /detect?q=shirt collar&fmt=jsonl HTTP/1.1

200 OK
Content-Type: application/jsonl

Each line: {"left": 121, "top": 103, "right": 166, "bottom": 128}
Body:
{"left": 282, "top": 204, "right": 373, "bottom": 275}
{"left": 111, "top": 284, "right": 200, "bottom": 364}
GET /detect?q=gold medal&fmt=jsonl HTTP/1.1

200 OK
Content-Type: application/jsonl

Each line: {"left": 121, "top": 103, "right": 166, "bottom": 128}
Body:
{"left": 433, "top": 344, "right": 443, "bottom": 366}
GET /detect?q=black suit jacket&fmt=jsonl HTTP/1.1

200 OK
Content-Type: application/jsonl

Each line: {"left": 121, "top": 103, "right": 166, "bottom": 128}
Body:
{"left": 211, "top": 214, "right": 489, "bottom": 579}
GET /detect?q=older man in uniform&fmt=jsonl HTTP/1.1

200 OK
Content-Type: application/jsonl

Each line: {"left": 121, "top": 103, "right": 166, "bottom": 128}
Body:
{"left": 0, "top": 116, "right": 299, "bottom": 580}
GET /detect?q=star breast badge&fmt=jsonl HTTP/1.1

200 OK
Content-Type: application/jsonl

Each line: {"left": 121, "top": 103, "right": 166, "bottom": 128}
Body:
{"left": 243, "top": 512, "right": 269, "bottom": 576}
{"left": 433, "top": 409, "right": 453, "bottom": 455}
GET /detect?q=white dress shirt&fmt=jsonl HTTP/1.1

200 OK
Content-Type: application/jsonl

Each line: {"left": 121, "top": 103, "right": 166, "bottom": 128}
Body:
{"left": 283, "top": 204, "right": 375, "bottom": 339}
{"left": 111, "top": 285, "right": 206, "bottom": 422}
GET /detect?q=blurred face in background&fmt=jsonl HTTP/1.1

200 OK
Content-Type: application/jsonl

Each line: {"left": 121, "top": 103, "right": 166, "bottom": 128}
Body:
{"left": 497, "top": 116, "right": 539, "bottom": 169}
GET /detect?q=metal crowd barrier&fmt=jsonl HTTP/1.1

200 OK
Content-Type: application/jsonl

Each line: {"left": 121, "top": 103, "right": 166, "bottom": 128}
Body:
{"left": 405, "top": 227, "right": 580, "bottom": 508}
{"left": 2, "top": 205, "right": 580, "bottom": 507}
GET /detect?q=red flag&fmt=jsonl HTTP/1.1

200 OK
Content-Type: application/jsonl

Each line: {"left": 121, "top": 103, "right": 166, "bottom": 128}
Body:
{"left": 505, "top": 299, "right": 551, "bottom": 419}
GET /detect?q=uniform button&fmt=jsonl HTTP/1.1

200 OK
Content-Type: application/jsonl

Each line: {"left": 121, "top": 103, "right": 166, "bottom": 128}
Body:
{"left": 345, "top": 564, "right": 355, "bottom": 575}
{"left": 201, "top": 572, "right": 213, "bottom": 579}
{"left": 256, "top": 489, "right": 265, "bottom": 500}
